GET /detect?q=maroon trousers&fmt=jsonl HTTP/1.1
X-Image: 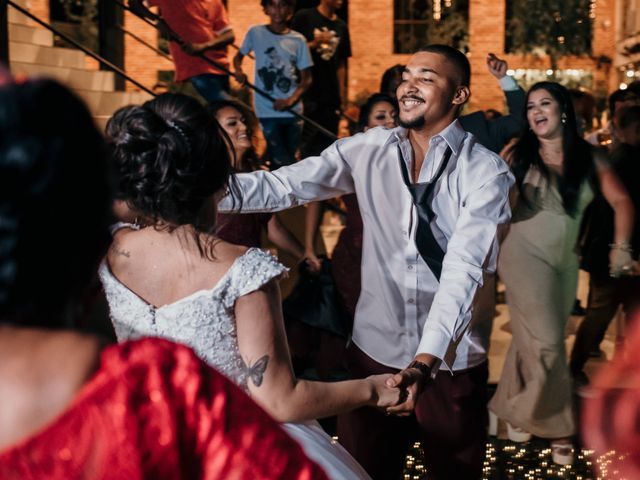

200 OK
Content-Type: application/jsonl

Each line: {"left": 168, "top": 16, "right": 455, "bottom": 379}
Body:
{"left": 337, "top": 344, "right": 488, "bottom": 480}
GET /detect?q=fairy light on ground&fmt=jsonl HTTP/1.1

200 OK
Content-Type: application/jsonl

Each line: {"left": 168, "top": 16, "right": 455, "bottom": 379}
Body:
{"left": 401, "top": 439, "right": 626, "bottom": 479}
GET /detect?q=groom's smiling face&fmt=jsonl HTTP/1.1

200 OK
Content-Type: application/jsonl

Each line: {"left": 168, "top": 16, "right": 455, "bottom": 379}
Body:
{"left": 397, "top": 51, "right": 467, "bottom": 129}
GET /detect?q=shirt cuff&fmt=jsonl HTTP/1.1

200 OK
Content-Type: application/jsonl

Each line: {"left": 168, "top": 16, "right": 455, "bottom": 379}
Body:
{"left": 499, "top": 75, "right": 519, "bottom": 92}
{"left": 215, "top": 25, "right": 233, "bottom": 36}
{"left": 416, "top": 329, "right": 453, "bottom": 374}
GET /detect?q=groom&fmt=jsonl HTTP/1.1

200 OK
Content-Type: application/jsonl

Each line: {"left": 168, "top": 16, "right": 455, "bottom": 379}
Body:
{"left": 219, "top": 44, "right": 514, "bottom": 479}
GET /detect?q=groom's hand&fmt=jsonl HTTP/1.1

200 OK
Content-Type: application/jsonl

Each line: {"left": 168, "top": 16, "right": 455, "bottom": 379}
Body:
{"left": 384, "top": 355, "right": 435, "bottom": 416}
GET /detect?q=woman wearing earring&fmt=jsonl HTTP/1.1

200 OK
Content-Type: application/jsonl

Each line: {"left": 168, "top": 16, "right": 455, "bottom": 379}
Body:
{"left": 489, "top": 82, "right": 635, "bottom": 465}
{"left": 209, "top": 99, "right": 306, "bottom": 261}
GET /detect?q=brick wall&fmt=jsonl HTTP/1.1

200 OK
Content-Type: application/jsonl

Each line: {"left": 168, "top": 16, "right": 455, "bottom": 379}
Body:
{"left": 26, "top": 0, "right": 48, "bottom": 24}
{"left": 467, "top": 0, "right": 506, "bottom": 111}
{"left": 21, "top": 0, "right": 619, "bottom": 107}
{"left": 348, "top": 0, "right": 410, "bottom": 99}
{"left": 124, "top": 9, "right": 173, "bottom": 91}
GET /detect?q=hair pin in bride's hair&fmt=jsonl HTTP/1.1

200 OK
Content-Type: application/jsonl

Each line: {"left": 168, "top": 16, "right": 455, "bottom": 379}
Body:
{"left": 166, "top": 120, "right": 192, "bottom": 153}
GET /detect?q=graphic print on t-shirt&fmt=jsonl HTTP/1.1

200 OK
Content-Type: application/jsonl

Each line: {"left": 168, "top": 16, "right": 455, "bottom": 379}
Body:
{"left": 257, "top": 47, "right": 300, "bottom": 94}
{"left": 313, "top": 27, "right": 341, "bottom": 61}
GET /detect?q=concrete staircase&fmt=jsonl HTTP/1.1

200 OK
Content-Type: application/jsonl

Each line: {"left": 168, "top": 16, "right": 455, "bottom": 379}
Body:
{"left": 7, "top": 3, "right": 151, "bottom": 132}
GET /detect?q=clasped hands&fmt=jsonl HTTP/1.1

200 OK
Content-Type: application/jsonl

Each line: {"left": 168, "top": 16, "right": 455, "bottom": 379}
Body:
{"left": 369, "top": 365, "right": 430, "bottom": 416}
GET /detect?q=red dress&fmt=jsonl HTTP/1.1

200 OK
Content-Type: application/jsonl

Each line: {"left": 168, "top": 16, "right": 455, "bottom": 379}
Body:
{"left": 331, "top": 194, "right": 363, "bottom": 322}
{"left": 0, "top": 338, "right": 327, "bottom": 480}
{"left": 217, "top": 212, "right": 272, "bottom": 248}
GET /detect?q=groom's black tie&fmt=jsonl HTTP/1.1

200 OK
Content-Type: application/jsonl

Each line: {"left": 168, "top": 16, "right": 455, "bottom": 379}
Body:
{"left": 397, "top": 144, "right": 452, "bottom": 281}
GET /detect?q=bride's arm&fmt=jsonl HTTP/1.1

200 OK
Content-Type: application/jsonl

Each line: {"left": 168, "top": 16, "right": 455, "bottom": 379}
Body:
{"left": 234, "top": 280, "right": 400, "bottom": 423}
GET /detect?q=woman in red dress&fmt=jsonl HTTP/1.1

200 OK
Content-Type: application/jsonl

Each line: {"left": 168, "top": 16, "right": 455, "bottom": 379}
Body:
{"left": 0, "top": 78, "right": 326, "bottom": 480}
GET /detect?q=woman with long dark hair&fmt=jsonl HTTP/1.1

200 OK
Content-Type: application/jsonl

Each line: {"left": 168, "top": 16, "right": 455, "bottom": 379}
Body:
{"left": 101, "top": 93, "right": 400, "bottom": 479}
{"left": 0, "top": 79, "right": 325, "bottom": 479}
{"left": 489, "top": 82, "right": 635, "bottom": 465}
{"left": 209, "top": 99, "right": 306, "bottom": 260}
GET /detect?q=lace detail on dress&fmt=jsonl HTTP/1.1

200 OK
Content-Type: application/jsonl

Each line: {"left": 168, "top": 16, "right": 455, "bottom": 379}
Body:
{"left": 99, "top": 248, "right": 287, "bottom": 392}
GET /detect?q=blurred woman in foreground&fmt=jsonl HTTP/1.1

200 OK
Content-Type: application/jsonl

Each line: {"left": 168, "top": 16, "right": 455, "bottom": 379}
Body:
{"left": 0, "top": 77, "right": 326, "bottom": 480}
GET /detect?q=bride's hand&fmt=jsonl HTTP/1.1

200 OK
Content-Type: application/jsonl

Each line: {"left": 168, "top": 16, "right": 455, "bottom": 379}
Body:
{"left": 367, "top": 374, "right": 402, "bottom": 408}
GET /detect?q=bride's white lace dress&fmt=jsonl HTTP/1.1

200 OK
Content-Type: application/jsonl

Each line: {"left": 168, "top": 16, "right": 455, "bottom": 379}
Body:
{"left": 99, "top": 245, "right": 370, "bottom": 480}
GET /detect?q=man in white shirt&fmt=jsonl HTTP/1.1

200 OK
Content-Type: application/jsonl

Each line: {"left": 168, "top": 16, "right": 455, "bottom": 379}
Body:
{"left": 219, "top": 44, "right": 514, "bottom": 479}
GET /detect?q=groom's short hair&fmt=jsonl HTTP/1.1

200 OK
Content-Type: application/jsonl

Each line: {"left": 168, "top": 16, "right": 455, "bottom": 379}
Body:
{"left": 417, "top": 44, "right": 470, "bottom": 87}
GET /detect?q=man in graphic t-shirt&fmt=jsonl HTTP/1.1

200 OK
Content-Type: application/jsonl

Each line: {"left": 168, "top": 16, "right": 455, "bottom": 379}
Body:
{"left": 291, "top": 0, "right": 351, "bottom": 156}
{"left": 234, "top": 0, "right": 313, "bottom": 169}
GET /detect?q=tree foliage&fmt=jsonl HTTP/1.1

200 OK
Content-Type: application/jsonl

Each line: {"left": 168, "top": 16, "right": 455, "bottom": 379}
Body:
{"left": 394, "top": 0, "right": 469, "bottom": 54}
{"left": 506, "top": 0, "right": 594, "bottom": 67}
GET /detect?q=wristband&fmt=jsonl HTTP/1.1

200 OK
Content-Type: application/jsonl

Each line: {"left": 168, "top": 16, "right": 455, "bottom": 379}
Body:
{"left": 407, "top": 360, "right": 432, "bottom": 380}
{"left": 610, "top": 242, "right": 633, "bottom": 253}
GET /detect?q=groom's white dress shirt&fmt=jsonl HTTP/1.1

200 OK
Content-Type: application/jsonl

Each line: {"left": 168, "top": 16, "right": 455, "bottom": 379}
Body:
{"left": 219, "top": 119, "right": 514, "bottom": 373}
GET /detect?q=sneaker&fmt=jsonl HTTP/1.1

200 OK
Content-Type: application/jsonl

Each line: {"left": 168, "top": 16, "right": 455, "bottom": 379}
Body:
{"left": 551, "top": 441, "right": 574, "bottom": 465}
{"left": 507, "top": 422, "right": 532, "bottom": 442}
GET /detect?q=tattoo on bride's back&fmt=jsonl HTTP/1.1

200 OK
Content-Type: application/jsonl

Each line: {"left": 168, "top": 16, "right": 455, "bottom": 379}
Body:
{"left": 245, "top": 355, "right": 269, "bottom": 387}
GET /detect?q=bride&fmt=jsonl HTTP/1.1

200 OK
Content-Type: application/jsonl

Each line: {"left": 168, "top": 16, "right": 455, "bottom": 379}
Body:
{"left": 100, "top": 93, "right": 399, "bottom": 479}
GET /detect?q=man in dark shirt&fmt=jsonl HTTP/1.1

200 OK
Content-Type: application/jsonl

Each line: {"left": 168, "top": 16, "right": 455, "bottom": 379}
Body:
{"left": 570, "top": 105, "right": 640, "bottom": 384}
{"left": 292, "top": 0, "right": 351, "bottom": 156}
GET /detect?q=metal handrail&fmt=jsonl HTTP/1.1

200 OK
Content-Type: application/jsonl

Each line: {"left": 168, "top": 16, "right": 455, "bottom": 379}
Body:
{"left": 114, "top": 0, "right": 338, "bottom": 141}
{"left": 113, "top": 0, "right": 254, "bottom": 60}
{"left": 1, "top": 0, "right": 8, "bottom": 64}
{"left": 6, "top": 0, "right": 155, "bottom": 96}
{"left": 115, "top": 23, "right": 171, "bottom": 61}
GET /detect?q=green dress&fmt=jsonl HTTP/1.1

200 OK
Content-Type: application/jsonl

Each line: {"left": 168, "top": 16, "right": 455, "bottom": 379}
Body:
{"left": 489, "top": 166, "right": 594, "bottom": 438}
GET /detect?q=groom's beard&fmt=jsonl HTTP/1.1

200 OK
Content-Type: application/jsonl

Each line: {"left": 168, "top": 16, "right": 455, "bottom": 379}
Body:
{"left": 398, "top": 115, "right": 426, "bottom": 129}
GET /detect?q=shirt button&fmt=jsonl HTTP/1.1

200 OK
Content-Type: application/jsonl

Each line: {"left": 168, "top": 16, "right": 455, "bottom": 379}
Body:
{"left": 408, "top": 265, "right": 413, "bottom": 270}
{"left": 402, "top": 230, "right": 407, "bottom": 236}
{"left": 408, "top": 298, "right": 415, "bottom": 304}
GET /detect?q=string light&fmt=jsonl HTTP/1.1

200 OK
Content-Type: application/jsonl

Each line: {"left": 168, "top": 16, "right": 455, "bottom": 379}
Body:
{"left": 401, "top": 439, "right": 629, "bottom": 479}
{"left": 432, "top": 0, "right": 442, "bottom": 21}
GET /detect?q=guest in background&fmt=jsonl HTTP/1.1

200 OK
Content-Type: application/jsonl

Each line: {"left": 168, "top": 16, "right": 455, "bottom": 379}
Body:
{"left": 130, "top": 0, "right": 235, "bottom": 102}
{"left": 571, "top": 105, "right": 640, "bottom": 385}
{"left": 210, "top": 99, "right": 306, "bottom": 261}
{"left": 489, "top": 82, "right": 635, "bottom": 466}
{"left": 585, "top": 89, "right": 640, "bottom": 148}
{"left": 0, "top": 78, "right": 326, "bottom": 480}
{"left": 233, "top": 0, "right": 313, "bottom": 169}
{"left": 292, "top": 0, "right": 351, "bottom": 157}
{"left": 458, "top": 53, "right": 526, "bottom": 154}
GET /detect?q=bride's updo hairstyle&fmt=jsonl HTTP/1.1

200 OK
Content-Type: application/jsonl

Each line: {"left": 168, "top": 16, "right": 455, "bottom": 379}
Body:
{"left": 107, "top": 93, "right": 237, "bottom": 256}
{"left": 0, "top": 79, "right": 111, "bottom": 325}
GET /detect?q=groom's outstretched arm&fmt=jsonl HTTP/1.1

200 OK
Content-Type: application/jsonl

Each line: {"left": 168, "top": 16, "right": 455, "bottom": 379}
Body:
{"left": 219, "top": 139, "right": 356, "bottom": 213}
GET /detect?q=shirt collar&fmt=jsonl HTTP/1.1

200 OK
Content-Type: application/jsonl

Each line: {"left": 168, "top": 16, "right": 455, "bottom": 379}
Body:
{"left": 384, "top": 118, "right": 466, "bottom": 156}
